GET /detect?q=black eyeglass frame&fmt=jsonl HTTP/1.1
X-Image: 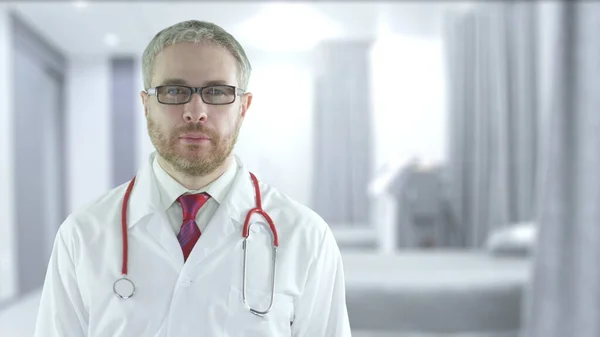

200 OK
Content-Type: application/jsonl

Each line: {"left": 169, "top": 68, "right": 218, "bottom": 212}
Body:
{"left": 146, "top": 84, "right": 247, "bottom": 105}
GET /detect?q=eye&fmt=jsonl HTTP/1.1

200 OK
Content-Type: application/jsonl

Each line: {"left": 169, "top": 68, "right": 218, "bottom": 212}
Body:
{"left": 206, "top": 87, "right": 225, "bottom": 96}
{"left": 166, "top": 86, "right": 185, "bottom": 95}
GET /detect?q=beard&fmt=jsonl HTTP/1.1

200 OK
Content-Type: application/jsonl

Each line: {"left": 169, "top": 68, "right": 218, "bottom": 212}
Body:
{"left": 147, "top": 115, "right": 242, "bottom": 176}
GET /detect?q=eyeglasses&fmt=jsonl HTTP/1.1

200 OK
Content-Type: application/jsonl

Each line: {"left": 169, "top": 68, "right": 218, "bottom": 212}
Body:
{"left": 146, "top": 84, "right": 246, "bottom": 105}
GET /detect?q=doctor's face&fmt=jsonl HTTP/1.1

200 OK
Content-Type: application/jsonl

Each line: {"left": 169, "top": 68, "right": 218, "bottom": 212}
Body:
{"left": 141, "top": 42, "right": 252, "bottom": 176}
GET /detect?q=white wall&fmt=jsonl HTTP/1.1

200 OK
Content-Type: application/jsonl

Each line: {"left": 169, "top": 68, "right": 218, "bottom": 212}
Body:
{"left": 370, "top": 35, "right": 447, "bottom": 173}
{"left": 134, "top": 57, "right": 154, "bottom": 170}
{"left": 235, "top": 49, "right": 315, "bottom": 207}
{"left": 66, "top": 57, "right": 113, "bottom": 213}
{"left": 0, "top": 5, "right": 17, "bottom": 303}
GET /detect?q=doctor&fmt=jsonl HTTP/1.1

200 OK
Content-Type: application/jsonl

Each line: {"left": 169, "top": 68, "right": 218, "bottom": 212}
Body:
{"left": 34, "top": 20, "right": 351, "bottom": 337}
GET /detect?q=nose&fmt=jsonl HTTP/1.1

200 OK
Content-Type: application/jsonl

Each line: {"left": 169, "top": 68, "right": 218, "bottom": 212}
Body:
{"left": 182, "top": 92, "right": 208, "bottom": 123}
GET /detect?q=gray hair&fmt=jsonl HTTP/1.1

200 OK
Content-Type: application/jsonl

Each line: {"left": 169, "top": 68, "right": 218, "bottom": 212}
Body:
{"left": 142, "top": 20, "right": 251, "bottom": 90}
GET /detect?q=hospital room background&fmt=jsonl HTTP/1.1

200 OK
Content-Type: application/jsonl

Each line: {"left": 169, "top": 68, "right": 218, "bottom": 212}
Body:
{"left": 0, "top": 1, "right": 598, "bottom": 337}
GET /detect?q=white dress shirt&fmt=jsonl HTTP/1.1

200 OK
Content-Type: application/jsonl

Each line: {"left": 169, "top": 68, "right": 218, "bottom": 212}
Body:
{"left": 151, "top": 155, "right": 238, "bottom": 235}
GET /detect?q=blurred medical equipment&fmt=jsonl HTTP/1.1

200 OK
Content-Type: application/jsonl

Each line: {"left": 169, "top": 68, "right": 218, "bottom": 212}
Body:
{"left": 379, "top": 158, "right": 461, "bottom": 249}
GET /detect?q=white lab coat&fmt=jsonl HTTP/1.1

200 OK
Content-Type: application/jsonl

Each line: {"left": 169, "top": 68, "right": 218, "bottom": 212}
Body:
{"left": 34, "top": 153, "right": 352, "bottom": 337}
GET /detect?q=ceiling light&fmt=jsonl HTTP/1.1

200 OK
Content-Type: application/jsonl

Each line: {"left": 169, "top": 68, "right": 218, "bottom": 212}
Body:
{"left": 72, "top": 1, "right": 89, "bottom": 9}
{"left": 233, "top": 4, "right": 342, "bottom": 52}
{"left": 103, "top": 33, "right": 119, "bottom": 47}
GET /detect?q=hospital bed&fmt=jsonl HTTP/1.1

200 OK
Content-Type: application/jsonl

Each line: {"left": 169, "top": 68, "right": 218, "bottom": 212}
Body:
{"left": 346, "top": 159, "right": 534, "bottom": 336}
{"left": 342, "top": 249, "right": 531, "bottom": 337}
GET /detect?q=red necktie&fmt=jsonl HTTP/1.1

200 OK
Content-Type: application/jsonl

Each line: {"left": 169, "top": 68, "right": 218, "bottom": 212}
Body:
{"left": 177, "top": 193, "right": 210, "bottom": 262}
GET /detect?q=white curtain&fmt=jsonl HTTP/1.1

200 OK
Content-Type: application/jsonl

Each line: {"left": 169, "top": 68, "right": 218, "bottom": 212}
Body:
{"left": 524, "top": 2, "right": 600, "bottom": 337}
{"left": 312, "top": 40, "right": 373, "bottom": 226}
{"left": 443, "top": 3, "right": 539, "bottom": 247}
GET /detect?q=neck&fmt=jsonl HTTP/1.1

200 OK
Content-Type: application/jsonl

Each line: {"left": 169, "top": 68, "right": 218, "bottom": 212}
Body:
{"left": 157, "top": 155, "right": 233, "bottom": 190}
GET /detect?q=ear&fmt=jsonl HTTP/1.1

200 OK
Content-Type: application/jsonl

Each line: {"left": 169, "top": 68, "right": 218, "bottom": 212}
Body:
{"left": 240, "top": 92, "right": 253, "bottom": 118}
{"left": 140, "top": 91, "right": 149, "bottom": 117}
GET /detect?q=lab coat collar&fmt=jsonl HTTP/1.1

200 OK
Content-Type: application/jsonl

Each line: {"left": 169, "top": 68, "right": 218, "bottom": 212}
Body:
{"left": 126, "top": 152, "right": 162, "bottom": 228}
{"left": 126, "top": 152, "right": 257, "bottom": 229}
{"left": 223, "top": 155, "right": 257, "bottom": 226}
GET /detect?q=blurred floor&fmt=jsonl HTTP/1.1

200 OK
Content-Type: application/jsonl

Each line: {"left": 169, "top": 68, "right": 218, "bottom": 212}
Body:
{"left": 0, "top": 289, "right": 41, "bottom": 337}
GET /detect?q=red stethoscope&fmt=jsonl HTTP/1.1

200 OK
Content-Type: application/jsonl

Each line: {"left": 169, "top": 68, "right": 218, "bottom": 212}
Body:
{"left": 112, "top": 172, "right": 280, "bottom": 317}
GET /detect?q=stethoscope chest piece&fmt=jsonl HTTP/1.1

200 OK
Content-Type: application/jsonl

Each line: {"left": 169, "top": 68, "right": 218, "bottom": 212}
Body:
{"left": 113, "top": 276, "right": 136, "bottom": 299}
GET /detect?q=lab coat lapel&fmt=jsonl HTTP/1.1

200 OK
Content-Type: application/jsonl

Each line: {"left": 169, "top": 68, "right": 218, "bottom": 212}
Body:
{"left": 144, "top": 211, "right": 185, "bottom": 269}
{"left": 126, "top": 152, "right": 184, "bottom": 270}
{"left": 184, "top": 157, "right": 257, "bottom": 275}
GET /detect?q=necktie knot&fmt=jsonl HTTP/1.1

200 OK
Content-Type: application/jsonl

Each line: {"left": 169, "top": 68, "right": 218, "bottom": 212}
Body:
{"left": 177, "top": 193, "right": 210, "bottom": 221}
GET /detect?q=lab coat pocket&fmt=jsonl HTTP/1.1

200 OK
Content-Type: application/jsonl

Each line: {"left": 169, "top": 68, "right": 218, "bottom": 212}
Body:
{"left": 224, "top": 285, "right": 294, "bottom": 337}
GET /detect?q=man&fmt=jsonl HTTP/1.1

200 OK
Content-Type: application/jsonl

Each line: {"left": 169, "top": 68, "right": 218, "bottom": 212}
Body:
{"left": 34, "top": 20, "right": 351, "bottom": 336}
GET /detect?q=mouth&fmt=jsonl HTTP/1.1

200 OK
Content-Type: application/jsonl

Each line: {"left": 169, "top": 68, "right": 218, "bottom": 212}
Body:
{"left": 179, "top": 132, "right": 210, "bottom": 144}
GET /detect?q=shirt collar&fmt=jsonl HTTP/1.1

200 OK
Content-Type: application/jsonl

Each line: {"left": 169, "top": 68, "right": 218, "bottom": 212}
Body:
{"left": 152, "top": 155, "right": 238, "bottom": 212}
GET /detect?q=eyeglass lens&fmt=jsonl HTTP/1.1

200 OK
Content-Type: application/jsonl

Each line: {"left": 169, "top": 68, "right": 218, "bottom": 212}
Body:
{"left": 157, "top": 85, "right": 236, "bottom": 105}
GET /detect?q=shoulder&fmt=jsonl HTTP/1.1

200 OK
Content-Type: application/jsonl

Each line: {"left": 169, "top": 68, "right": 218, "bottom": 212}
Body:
{"left": 260, "top": 180, "right": 326, "bottom": 225}
{"left": 58, "top": 181, "right": 131, "bottom": 241}
{"left": 257, "top": 180, "right": 334, "bottom": 252}
{"left": 253, "top": 180, "right": 346, "bottom": 284}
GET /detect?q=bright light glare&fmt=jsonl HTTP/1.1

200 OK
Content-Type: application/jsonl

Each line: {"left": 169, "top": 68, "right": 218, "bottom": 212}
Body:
{"left": 370, "top": 35, "right": 447, "bottom": 172}
{"left": 103, "top": 33, "right": 119, "bottom": 47}
{"left": 72, "top": 1, "right": 89, "bottom": 9}
{"left": 233, "top": 4, "right": 342, "bottom": 52}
